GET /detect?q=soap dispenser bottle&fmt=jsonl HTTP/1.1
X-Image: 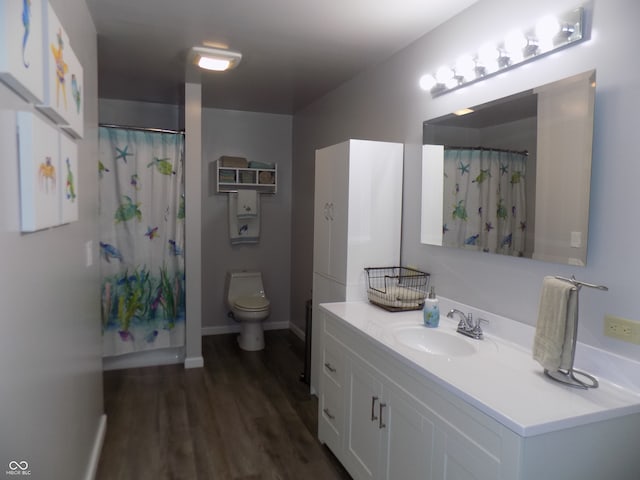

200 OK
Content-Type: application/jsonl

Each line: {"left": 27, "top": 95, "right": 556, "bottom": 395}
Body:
{"left": 423, "top": 287, "right": 440, "bottom": 328}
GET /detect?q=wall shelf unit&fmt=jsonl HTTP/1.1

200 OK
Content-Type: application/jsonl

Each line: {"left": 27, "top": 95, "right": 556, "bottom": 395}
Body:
{"left": 215, "top": 159, "right": 277, "bottom": 193}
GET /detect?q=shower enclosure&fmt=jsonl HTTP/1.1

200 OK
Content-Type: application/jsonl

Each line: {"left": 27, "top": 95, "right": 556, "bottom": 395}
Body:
{"left": 98, "top": 125, "right": 186, "bottom": 369}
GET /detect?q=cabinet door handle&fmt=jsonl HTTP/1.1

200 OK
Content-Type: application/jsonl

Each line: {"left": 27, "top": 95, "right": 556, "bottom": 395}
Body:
{"left": 323, "top": 203, "right": 330, "bottom": 220}
{"left": 324, "top": 362, "right": 336, "bottom": 373}
{"left": 328, "top": 202, "right": 335, "bottom": 221}
{"left": 323, "top": 408, "right": 335, "bottom": 420}
{"left": 371, "top": 396, "right": 379, "bottom": 421}
{"left": 379, "top": 403, "right": 387, "bottom": 429}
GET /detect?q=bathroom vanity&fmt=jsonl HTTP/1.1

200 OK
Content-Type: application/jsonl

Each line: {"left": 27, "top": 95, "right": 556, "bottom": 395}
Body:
{"left": 316, "top": 301, "right": 640, "bottom": 480}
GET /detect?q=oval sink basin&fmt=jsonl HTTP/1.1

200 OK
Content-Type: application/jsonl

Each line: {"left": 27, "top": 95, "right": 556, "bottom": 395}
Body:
{"left": 393, "top": 326, "right": 476, "bottom": 357}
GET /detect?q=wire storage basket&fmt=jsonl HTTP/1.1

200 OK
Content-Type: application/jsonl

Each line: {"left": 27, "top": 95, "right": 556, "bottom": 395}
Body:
{"left": 364, "top": 267, "right": 430, "bottom": 312}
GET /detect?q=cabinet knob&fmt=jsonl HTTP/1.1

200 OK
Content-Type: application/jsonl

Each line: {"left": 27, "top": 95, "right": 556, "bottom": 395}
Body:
{"left": 371, "top": 396, "right": 379, "bottom": 421}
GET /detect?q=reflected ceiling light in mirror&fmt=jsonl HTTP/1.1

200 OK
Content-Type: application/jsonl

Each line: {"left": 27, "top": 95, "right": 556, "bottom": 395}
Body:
{"left": 453, "top": 108, "right": 474, "bottom": 116}
{"left": 420, "top": 6, "right": 586, "bottom": 97}
{"left": 192, "top": 46, "right": 242, "bottom": 71}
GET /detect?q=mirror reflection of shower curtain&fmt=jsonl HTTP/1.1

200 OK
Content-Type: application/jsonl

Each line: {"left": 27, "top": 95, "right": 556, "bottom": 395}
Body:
{"left": 99, "top": 127, "right": 185, "bottom": 357}
{"left": 442, "top": 148, "right": 526, "bottom": 256}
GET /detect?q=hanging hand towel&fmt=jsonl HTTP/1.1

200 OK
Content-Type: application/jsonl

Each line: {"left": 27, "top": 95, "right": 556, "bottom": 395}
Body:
{"left": 532, "top": 276, "right": 577, "bottom": 371}
{"left": 229, "top": 193, "right": 260, "bottom": 244}
{"left": 237, "top": 189, "right": 258, "bottom": 218}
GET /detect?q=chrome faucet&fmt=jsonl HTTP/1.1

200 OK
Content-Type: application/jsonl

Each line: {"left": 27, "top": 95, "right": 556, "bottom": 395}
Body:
{"left": 446, "top": 309, "right": 486, "bottom": 340}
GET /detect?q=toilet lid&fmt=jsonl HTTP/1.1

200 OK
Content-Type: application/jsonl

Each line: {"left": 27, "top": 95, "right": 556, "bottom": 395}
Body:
{"left": 235, "top": 295, "right": 270, "bottom": 311}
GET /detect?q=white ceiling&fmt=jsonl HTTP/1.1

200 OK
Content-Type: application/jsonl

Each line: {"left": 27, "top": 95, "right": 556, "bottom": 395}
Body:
{"left": 86, "top": 0, "right": 478, "bottom": 114}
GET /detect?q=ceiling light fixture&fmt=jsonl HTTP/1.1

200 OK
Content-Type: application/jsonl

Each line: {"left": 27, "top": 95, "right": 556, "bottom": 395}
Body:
{"left": 192, "top": 46, "right": 242, "bottom": 72}
{"left": 419, "top": 6, "right": 586, "bottom": 97}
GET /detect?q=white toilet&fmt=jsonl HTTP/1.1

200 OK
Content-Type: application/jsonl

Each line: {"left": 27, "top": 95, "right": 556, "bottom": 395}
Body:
{"left": 226, "top": 271, "right": 271, "bottom": 351}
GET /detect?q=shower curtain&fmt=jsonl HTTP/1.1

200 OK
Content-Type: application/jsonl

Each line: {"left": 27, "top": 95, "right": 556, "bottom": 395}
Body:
{"left": 99, "top": 127, "right": 185, "bottom": 357}
{"left": 442, "top": 148, "right": 527, "bottom": 257}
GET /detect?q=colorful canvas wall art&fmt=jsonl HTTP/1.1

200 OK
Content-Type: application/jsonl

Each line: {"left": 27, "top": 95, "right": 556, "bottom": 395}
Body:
{"left": 17, "top": 111, "right": 61, "bottom": 232}
{"left": 0, "top": 0, "right": 45, "bottom": 103}
{"left": 60, "top": 45, "right": 83, "bottom": 138}
{"left": 59, "top": 131, "right": 78, "bottom": 224}
{"left": 37, "top": 1, "right": 82, "bottom": 135}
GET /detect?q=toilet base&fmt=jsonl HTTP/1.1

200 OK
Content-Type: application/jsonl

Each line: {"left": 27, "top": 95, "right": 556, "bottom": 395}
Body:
{"left": 237, "top": 321, "right": 265, "bottom": 351}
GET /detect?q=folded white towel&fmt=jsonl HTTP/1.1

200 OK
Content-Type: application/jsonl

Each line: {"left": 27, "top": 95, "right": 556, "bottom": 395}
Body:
{"left": 229, "top": 193, "right": 260, "bottom": 244}
{"left": 237, "top": 189, "right": 258, "bottom": 218}
{"left": 532, "top": 276, "right": 577, "bottom": 371}
{"left": 366, "top": 285, "right": 425, "bottom": 310}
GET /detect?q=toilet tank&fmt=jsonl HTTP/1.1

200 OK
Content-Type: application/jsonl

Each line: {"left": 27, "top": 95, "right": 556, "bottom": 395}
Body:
{"left": 226, "top": 271, "right": 265, "bottom": 305}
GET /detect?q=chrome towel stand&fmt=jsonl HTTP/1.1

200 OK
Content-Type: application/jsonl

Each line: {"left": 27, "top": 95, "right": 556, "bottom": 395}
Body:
{"left": 545, "top": 275, "right": 609, "bottom": 389}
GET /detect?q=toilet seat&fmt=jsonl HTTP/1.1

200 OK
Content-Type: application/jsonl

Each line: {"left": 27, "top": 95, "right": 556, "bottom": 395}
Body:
{"left": 234, "top": 295, "right": 270, "bottom": 312}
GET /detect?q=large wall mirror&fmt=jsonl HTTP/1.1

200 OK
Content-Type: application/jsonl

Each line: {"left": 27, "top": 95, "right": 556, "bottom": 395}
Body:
{"left": 421, "top": 69, "right": 596, "bottom": 266}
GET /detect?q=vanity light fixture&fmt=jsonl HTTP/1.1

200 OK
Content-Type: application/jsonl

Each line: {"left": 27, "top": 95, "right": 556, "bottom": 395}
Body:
{"left": 192, "top": 46, "right": 242, "bottom": 72}
{"left": 419, "top": 6, "right": 586, "bottom": 97}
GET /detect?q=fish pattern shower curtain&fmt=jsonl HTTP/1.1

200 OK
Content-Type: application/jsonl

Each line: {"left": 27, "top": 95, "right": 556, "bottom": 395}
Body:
{"left": 442, "top": 148, "right": 527, "bottom": 257}
{"left": 99, "top": 127, "right": 185, "bottom": 356}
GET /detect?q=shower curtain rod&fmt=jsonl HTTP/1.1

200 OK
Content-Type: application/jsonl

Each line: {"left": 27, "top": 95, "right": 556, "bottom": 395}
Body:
{"left": 445, "top": 145, "right": 528, "bottom": 155}
{"left": 99, "top": 123, "right": 185, "bottom": 135}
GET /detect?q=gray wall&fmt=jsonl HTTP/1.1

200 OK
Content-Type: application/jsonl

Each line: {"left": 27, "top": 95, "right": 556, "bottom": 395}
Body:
{"left": 0, "top": 0, "right": 104, "bottom": 478}
{"left": 291, "top": 0, "right": 640, "bottom": 363}
{"left": 99, "top": 98, "right": 183, "bottom": 131}
{"left": 202, "top": 108, "right": 292, "bottom": 332}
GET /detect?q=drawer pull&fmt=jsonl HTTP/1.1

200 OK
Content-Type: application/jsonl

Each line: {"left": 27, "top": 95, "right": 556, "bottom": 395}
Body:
{"left": 324, "top": 362, "right": 337, "bottom": 373}
{"left": 323, "top": 408, "right": 335, "bottom": 420}
{"left": 379, "top": 403, "right": 387, "bottom": 429}
{"left": 371, "top": 396, "right": 379, "bottom": 421}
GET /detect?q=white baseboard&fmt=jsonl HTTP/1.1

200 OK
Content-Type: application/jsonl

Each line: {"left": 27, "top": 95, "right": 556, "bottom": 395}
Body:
{"left": 289, "top": 322, "right": 305, "bottom": 341}
{"left": 184, "top": 356, "right": 204, "bottom": 369}
{"left": 201, "top": 324, "right": 241, "bottom": 336}
{"left": 103, "top": 347, "right": 184, "bottom": 371}
{"left": 201, "top": 320, "right": 290, "bottom": 336}
{"left": 84, "top": 413, "right": 107, "bottom": 480}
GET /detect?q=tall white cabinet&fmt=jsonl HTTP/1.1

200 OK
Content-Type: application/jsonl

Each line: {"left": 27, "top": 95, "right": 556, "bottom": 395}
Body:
{"left": 311, "top": 139, "right": 403, "bottom": 394}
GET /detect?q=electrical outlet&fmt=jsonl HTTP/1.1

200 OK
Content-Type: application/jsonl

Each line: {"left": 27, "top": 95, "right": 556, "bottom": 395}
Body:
{"left": 604, "top": 315, "right": 640, "bottom": 344}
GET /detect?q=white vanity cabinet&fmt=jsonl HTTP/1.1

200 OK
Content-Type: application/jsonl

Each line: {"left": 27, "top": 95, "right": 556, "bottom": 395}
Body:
{"left": 318, "top": 307, "right": 504, "bottom": 480}
{"left": 317, "top": 302, "right": 640, "bottom": 480}
{"left": 344, "top": 353, "right": 439, "bottom": 480}
{"left": 318, "top": 331, "right": 347, "bottom": 455}
{"left": 311, "top": 139, "right": 403, "bottom": 395}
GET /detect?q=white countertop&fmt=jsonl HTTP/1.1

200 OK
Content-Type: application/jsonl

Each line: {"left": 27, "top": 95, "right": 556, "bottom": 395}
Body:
{"left": 320, "top": 300, "right": 640, "bottom": 437}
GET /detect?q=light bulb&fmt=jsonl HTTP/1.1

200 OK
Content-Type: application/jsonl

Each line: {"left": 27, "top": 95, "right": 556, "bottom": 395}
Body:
{"left": 477, "top": 43, "right": 500, "bottom": 73}
{"left": 435, "top": 66, "right": 454, "bottom": 84}
{"left": 445, "top": 77, "right": 459, "bottom": 89}
{"left": 504, "top": 29, "right": 526, "bottom": 62}
{"left": 536, "top": 15, "right": 559, "bottom": 51}
{"left": 478, "top": 43, "right": 499, "bottom": 63}
{"left": 455, "top": 55, "right": 476, "bottom": 81}
{"left": 419, "top": 74, "right": 437, "bottom": 91}
{"left": 198, "top": 57, "right": 231, "bottom": 71}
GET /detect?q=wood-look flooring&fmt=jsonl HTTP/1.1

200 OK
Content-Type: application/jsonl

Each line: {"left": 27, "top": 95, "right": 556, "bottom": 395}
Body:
{"left": 95, "top": 330, "right": 351, "bottom": 480}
